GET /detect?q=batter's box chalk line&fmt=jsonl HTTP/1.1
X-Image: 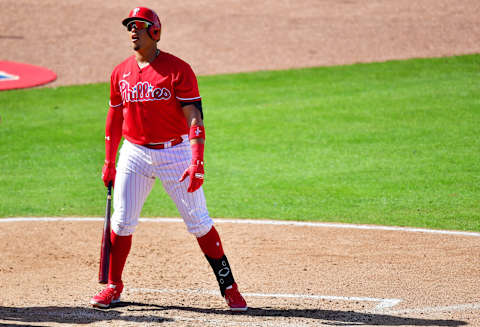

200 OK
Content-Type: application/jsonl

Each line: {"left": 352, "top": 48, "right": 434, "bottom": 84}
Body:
{"left": 126, "top": 287, "right": 402, "bottom": 311}
{"left": 379, "top": 302, "right": 480, "bottom": 315}
{"left": 125, "top": 288, "right": 480, "bottom": 317}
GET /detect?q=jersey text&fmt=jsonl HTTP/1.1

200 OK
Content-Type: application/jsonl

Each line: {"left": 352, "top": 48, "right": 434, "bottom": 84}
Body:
{"left": 119, "top": 80, "right": 171, "bottom": 103}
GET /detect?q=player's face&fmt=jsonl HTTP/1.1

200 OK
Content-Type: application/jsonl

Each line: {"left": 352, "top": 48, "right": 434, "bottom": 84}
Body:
{"left": 127, "top": 21, "right": 155, "bottom": 51}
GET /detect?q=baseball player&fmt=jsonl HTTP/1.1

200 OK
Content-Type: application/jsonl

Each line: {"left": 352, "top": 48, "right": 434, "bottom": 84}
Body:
{"left": 90, "top": 7, "right": 247, "bottom": 311}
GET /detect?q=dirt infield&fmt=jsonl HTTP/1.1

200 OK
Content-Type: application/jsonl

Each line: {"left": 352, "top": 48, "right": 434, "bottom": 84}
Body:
{"left": 1, "top": 0, "right": 480, "bottom": 326}
{"left": 0, "top": 218, "right": 479, "bottom": 326}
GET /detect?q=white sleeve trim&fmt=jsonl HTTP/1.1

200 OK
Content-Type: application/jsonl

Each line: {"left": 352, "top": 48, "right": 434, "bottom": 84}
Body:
{"left": 176, "top": 96, "right": 201, "bottom": 101}
{"left": 109, "top": 100, "right": 123, "bottom": 108}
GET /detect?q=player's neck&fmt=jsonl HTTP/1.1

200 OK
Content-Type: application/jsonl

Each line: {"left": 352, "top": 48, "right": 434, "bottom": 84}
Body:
{"left": 135, "top": 47, "right": 159, "bottom": 67}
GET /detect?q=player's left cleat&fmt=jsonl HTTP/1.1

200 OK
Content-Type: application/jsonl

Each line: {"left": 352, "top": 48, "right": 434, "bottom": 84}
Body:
{"left": 224, "top": 282, "right": 248, "bottom": 312}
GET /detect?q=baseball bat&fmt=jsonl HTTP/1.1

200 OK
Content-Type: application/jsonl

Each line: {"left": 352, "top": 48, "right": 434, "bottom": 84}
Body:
{"left": 98, "top": 182, "right": 112, "bottom": 284}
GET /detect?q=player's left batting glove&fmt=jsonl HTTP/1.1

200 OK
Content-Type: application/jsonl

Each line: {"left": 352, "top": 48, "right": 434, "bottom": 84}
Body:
{"left": 179, "top": 126, "right": 205, "bottom": 192}
{"left": 179, "top": 140, "right": 205, "bottom": 193}
{"left": 179, "top": 160, "right": 204, "bottom": 193}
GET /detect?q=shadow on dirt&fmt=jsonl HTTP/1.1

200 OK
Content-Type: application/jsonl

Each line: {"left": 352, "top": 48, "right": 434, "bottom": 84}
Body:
{"left": 0, "top": 305, "right": 173, "bottom": 325}
{"left": 122, "top": 302, "right": 467, "bottom": 326}
{"left": 0, "top": 302, "right": 467, "bottom": 326}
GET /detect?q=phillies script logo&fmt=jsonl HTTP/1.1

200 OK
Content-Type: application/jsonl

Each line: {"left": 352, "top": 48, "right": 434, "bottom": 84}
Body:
{"left": 119, "top": 80, "right": 171, "bottom": 103}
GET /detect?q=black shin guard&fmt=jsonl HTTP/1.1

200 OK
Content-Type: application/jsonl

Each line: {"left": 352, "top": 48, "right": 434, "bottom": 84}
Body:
{"left": 205, "top": 254, "right": 235, "bottom": 296}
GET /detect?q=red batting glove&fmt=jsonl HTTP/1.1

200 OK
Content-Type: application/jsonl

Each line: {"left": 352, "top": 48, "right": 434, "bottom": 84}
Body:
{"left": 102, "top": 161, "right": 116, "bottom": 188}
{"left": 179, "top": 160, "right": 204, "bottom": 193}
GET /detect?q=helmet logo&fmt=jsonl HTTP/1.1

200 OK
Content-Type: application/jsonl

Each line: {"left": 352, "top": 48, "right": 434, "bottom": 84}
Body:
{"left": 133, "top": 8, "right": 140, "bottom": 16}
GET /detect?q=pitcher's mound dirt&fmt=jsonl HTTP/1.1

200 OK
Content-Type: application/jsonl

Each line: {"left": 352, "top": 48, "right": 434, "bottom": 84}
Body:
{"left": 1, "top": 0, "right": 479, "bottom": 87}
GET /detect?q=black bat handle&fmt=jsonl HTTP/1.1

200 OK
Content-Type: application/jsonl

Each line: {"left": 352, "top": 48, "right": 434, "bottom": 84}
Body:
{"left": 106, "top": 182, "right": 112, "bottom": 228}
{"left": 99, "top": 182, "right": 113, "bottom": 283}
{"left": 105, "top": 181, "right": 112, "bottom": 236}
{"left": 107, "top": 181, "right": 113, "bottom": 197}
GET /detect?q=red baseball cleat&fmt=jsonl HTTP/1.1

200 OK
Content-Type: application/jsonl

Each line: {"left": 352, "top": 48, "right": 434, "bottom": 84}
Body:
{"left": 90, "top": 283, "right": 123, "bottom": 308}
{"left": 224, "top": 283, "right": 248, "bottom": 311}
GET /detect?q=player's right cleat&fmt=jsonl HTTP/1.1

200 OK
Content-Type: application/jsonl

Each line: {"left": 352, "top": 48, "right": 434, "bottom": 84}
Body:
{"left": 224, "top": 283, "right": 248, "bottom": 312}
{"left": 90, "top": 283, "right": 123, "bottom": 308}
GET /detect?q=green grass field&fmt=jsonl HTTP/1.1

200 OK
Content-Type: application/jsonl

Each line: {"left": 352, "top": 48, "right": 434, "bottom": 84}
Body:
{"left": 0, "top": 55, "right": 479, "bottom": 231}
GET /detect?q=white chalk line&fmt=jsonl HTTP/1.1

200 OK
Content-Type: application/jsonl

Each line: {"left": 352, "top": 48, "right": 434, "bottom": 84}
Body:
{"left": 127, "top": 287, "right": 402, "bottom": 326}
{"left": 127, "top": 287, "right": 401, "bottom": 311}
{"left": 2, "top": 217, "right": 480, "bottom": 237}
{"left": 124, "top": 289, "right": 480, "bottom": 324}
{"left": 379, "top": 302, "right": 480, "bottom": 315}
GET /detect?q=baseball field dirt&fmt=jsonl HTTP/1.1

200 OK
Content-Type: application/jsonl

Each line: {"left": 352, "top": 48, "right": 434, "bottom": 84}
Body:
{"left": 1, "top": 1, "right": 479, "bottom": 326}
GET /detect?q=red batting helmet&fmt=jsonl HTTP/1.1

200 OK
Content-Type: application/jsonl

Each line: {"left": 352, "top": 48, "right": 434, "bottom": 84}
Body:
{"left": 122, "top": 7, "right": 161, "bottom": 41}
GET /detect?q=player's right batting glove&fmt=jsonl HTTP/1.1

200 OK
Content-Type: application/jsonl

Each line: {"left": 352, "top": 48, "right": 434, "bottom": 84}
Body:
{"left": 102, "top": 161, "right": 116, "bottom": 188}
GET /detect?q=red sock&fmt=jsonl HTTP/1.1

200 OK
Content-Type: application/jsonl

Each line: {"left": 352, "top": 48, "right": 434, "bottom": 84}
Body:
{"left": 108, "top": 231, "right": 132, "bottom": 285}
{"left": 196, "top": 226, "right": 224, "bottom": 259}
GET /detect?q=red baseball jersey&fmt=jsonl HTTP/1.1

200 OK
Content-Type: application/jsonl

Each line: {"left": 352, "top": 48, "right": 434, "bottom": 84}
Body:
{"left": 109, "top": 51, "right": 201, "bottom": 144}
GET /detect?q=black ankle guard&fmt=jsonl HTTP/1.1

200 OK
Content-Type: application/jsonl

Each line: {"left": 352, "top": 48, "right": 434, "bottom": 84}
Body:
{"left": 205, "top": 254, "right": 235, "bottom": 296}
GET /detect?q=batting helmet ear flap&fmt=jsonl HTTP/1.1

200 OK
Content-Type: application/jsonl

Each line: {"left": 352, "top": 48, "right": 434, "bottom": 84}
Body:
{"left": 148, "top": 25, "right": 161, "bottom": 41}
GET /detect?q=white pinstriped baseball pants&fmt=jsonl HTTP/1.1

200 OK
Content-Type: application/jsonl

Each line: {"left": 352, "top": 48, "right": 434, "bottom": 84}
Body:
{"left": 111, "top": 136, "right": 213, "bottom": 237}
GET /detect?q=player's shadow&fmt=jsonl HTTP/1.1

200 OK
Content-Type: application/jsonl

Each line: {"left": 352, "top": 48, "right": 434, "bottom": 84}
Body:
{"left": 0, "top": 303, "right": 468, "bottom": 326}
{"left": 0, "top": 305, "right": 173, "bottom": 325}
{"left": 120, "top": 301, "right": 467, "bottom": 326}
